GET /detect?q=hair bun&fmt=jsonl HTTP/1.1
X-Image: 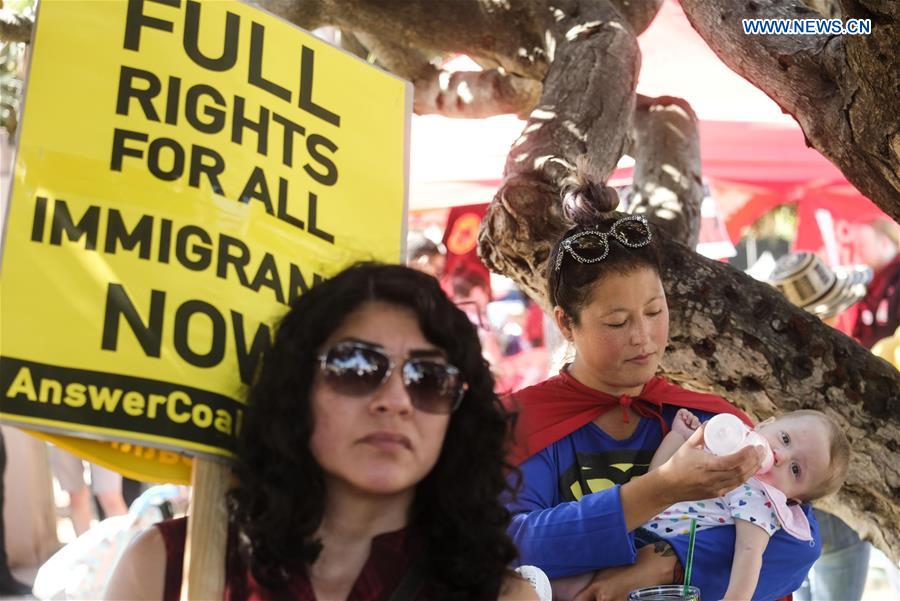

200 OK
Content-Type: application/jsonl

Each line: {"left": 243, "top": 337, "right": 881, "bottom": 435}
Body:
{"left": 560, "top": 165, "right": 619, "bottom": 225}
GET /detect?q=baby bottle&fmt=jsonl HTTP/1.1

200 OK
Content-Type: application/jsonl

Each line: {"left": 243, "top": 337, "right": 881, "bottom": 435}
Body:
{"left": 703, "top": 413, "right": 774, "bottom": 474}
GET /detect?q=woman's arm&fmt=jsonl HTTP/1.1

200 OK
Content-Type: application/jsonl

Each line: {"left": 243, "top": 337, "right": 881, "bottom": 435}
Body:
{"left": 104, "top": 526, "right": 167, "bottom": 600}
{"left": 722, "top": 520, "right": 770, "bottom": 601}
{"left": 565, "top": 542, "right": 680, "bottom": 601}
{"left": 508, "top": 426, "right": 763, "bottom": 577}
{"left": 507, "top": 449, "right": 642, "bottom": 577}
{"left": 550, "top": 572, "right": 594, "bottom": 601}
{"left": 621, "top": 425, "right": 763, "bottom": 531}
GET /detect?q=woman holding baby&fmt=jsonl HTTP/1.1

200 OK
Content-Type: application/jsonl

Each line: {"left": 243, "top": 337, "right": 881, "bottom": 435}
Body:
{"left": 506, "top": 175, "right": 838, "bottom": 601}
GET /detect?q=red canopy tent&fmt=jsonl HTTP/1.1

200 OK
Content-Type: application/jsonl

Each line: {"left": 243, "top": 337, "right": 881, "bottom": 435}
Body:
{"left": 408, "top": 0, "right": 888, "bottom": 265}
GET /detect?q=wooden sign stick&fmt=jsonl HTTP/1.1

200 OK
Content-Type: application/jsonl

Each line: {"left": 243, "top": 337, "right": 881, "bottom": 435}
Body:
{"left": 181, "top": 457, "right": 231, "bottom": 600}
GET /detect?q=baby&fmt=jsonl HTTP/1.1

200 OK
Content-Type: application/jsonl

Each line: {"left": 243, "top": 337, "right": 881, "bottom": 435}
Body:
{"left": 553, "top": 408, "right": 849, "bottom": 601}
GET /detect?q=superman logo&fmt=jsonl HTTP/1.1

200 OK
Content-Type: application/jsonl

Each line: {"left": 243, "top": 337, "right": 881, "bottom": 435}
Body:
{"left": 559, "top": 448, "right": 655, "bottom": 502}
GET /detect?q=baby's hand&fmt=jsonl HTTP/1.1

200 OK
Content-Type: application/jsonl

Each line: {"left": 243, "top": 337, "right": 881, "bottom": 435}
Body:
{"left": 672, "top": 408, "right": 701, "bottom": 439}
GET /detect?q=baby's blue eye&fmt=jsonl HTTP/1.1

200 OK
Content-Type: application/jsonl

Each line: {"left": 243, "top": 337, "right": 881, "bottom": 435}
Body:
{"left": 781, "top": 432, "right": 790, "bottom": 445}
{"left": 791, "top": 463, "right": 801, "bottom": 477}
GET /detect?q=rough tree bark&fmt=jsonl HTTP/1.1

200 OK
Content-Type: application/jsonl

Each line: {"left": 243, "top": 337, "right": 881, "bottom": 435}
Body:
{"left": 803, "top": 0, "right": 843, "bottom": 19}
{"left": 346, "top": 30, "right": 543, "bottom": 118}
{"left": 3, "top": 0, "right": 898, "bottom": 561}
{"left": 410, "top": 68, "right": 542, "bottom": 119}
{"left": 2, "top": 0, "right": 896, "bottom": 214}
{"left": 480, "top": 0, "right": 642, "bottom": 294}
{"left": 679, "top": 0, "right": 900, "bottom": 222}
{"left": 627, "top": 95, "right": 703, "bottom": 248}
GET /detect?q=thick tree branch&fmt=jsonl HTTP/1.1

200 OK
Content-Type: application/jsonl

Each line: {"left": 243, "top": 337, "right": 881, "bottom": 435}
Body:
{"left": 479, "top": 174, "right": 567, "bottom": 312}
{"left": 679, "top": 0, "right": 900, "bottom": 221}
{"left": 351, "top": 31, "right": 543, "bottom": 118}
{"left": 413, "top": 68, "right": 542, "bottom": 118}
{"left": 0, "top": 9, "right": 32, "bottom": 43}
{"left": 260, "top": 0, "right": 553, "bottom": 80}
{"left": 628, "top": 95, "right": 703, "bottom": 248}
{"left": 350, "top": 32, "right": 434, "bottom": 81}
{"left": 253, "top": 0, "right": 327, "bottom": 30}
{"left": 480, "top": 0, "right": 642, "bottom": 306}
{"left": 837, "top": 0, "right": 900, "bottom": 201}
{"left": 504, "top": 2, "right": 639, "bottom": 188}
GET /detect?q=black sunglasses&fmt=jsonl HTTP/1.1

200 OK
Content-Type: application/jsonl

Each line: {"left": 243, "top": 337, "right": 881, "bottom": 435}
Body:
{"left": 316, "top": 341, "right": 466, "bottom": 414}
{"left": 552, "top": 215, "right": 652, "bottom": 304}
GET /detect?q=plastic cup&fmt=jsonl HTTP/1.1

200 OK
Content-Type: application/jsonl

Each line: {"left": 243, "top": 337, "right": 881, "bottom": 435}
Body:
{"left": 627, "top": 585, "right": 701, "bottom": 600}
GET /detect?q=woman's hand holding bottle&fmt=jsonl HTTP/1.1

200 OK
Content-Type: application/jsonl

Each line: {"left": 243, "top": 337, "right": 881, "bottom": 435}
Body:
{"left": 656, "top": 423, "right": 764, "bottom": 503}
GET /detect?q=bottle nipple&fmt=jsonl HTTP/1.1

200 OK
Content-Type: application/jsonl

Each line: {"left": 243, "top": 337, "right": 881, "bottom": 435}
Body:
{"left": 745, "top": 431, "right": 774, "bottom": 474}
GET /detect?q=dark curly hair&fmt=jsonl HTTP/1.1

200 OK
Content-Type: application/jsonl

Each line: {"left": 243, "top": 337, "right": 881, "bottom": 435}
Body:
{"left": 227, "top": 262, "right": 518, "bottom": 599}
{"left": 549, "top": 168, "right": 663, "bottom": 325}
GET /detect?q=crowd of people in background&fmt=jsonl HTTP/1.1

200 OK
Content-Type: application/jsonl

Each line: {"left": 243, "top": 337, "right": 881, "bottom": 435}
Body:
{"left": 49, "top": 450, "right": 128, "bottom": 538}
{"left": 839, "top": 218, "right": 900, "bottom": 348}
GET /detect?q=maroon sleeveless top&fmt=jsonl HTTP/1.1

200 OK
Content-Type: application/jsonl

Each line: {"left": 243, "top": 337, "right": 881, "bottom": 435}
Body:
{"left": 156, "top": 517, "right": 426, "bottom": 600}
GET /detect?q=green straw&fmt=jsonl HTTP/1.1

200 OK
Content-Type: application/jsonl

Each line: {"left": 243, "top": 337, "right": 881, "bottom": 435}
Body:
{"left": 682, "top": 518, "right": 698, "bottom": 599}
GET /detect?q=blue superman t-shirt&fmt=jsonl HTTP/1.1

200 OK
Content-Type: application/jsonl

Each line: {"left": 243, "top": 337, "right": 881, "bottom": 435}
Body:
{"left": 506, "top": 403, "right": 820, "bottom": 601}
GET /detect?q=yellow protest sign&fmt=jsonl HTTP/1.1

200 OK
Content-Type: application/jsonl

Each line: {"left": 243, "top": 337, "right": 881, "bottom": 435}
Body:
{"left": 0, "top": 0, "right": 411, "bottom": 484}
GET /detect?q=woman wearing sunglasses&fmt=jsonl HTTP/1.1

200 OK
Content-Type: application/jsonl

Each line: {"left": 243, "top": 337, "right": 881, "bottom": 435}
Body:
{"left": 505, "top": 177, "right": 820, "bottom": 600}
{"left": 106, "top": 263, "right": 538, "bottom": 600}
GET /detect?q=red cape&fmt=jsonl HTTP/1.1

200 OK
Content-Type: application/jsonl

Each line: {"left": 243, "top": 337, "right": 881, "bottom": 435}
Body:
{"left": 508, "top": 370, "right": 751, "bottom": 465}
